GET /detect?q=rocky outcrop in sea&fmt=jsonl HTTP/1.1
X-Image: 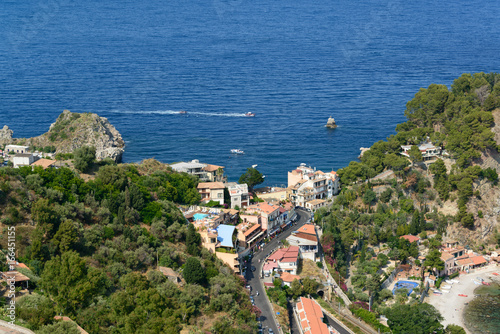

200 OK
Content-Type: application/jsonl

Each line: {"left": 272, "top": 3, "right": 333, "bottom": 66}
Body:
{"left": 3, "top": 110, "right": 125, "bottom": 162}
{"left": 325, "top": 116, "right": 337, "bottom": 129}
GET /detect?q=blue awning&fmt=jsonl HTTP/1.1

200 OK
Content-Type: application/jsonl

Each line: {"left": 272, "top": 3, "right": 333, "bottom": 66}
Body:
{"left": 216, "top": 224, "right": 235, "bottom": 248}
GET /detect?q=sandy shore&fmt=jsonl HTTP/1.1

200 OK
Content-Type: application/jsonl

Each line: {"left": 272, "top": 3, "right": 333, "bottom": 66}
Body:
{"left": 426, "top": 264, "right": 499, "bottom": 333}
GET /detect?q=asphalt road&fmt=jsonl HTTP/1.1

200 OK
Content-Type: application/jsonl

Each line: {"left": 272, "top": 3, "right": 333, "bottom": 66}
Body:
{"left": 244, "top": 208, "right": 311, "bottom": 334}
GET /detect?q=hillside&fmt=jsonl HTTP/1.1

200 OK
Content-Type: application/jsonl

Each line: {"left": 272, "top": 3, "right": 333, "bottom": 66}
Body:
{"left": 2, "top": 110, "right": 125, "bottom": 162}
{"left": 0, "top": 161, "right": 256, "bottom": 333}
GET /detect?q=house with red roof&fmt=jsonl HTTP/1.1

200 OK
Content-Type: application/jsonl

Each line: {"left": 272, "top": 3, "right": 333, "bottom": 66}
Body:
{"left": 267, "top": 246, "right": 300, "bottom": 275}
{"left": 287, "top": 224, "right": 319, "bottom": 262}
{"left": 245, "top": 202, "right": 281, "bottom": 235}
{"left": 400, "top": 235, "right": 420, "bottom": 244}
{"left": 296, "top": 297, "right": 338, "bottom": 334}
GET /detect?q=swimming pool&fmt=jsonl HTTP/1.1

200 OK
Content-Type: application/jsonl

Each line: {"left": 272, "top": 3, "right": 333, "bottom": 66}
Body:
{"left": 193, "top": 213, "right": 209, "bottom": 221}
{"left": 392, "top": 281, "right": 419, "bottom": 296}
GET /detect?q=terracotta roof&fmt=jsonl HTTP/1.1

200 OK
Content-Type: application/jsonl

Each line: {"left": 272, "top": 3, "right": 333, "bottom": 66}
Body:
{"left": 456, "top": 258, "right": 474, "bottom": 266}
{"left": 441, "top": 252, "right": 455, "bottom": 261}
{"left": 243, "top": 223, "right": 261, "bottom": 237}
{"left": 247, "top": 202, "right": 280, "bottom": 215}
{"left": 203, "top": 164, "right": 224, "bottom": 172}
{"left": 471, "top": 255, "right": 487, "bottom": 265}
{"left": 279, "top": 207, "right": 286, "bottom": 214}
{"left": 267, "top": 246, "right": 299, "bottom": 263}
{"left": 292, "top": 232, "right": 318, "bottom": 243}
{"left": 299, "top": 224, "right": 316, "bottom": 236}
{"left": 31, "top": 158, "right": 57, "bottom": 169}
{"left": 197, "top": 182, "right": 225, "bottom": 189}
{"left": 401, "top": 235, "right": 420, "bottom": 243}
{"left": 280, "top": 272, "right": 301, "bottom": 282}
{"left": 1, "top": 271, "right": 29, "bottom": 282}
{"left": 297, "top": 297, "right": 331, "bottom": 334}
{"left": 283, "top": 202, "right": 294, "bottom": 210}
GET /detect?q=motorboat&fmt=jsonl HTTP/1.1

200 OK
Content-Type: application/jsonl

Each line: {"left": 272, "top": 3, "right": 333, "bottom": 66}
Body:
{"left": 244, "top": 112, "right": 255, "bottom": 117}
{"left": 178, "top": 110, "right": 187, "bottom": 114}
{"left": 231, "top": 149, "right": 244, "bottom": 154}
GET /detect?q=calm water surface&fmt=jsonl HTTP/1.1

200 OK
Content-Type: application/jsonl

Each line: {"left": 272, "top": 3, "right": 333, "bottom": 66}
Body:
{"left": 1, "top": 0, "right": 500, "bottom": 188}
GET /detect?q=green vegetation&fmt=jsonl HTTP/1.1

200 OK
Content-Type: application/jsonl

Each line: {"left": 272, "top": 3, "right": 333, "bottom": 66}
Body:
{"left": 238, "top": 167, "right": 264, "bottom": 191}
{"left": 73, "top": 145, "right": 96, "bottom": 173}
{"left": 0, "top": 161, "right": 257, "bottom": 333}
{"left": 385, "top": 303, "right": 443, "bottom": 334}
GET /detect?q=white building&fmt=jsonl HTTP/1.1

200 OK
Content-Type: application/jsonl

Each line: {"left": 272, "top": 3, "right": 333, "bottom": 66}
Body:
{"left": 287, "top": 224, "right": 319, "bottom": 262}
{"left": 400, "top": 142, "right": 443, "bottom": 161}
{"left": 227, "top": 183, "right": 249, "bottom": 209}
{"left": 5, "top": 145, "right": 29, "bottom": 154}
{"left": 288, "top": 164, "right": 340, "bottom": 207}
{"left": 13, "top": 153, "right": 35, "bottom": 168}
{"left": 170, "top": 160, "right": 225, "bottom": 182}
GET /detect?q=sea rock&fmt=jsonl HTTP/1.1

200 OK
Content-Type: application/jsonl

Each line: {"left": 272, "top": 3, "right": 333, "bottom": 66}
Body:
{"left": 29, "top": 110, "right": 125, "bottom": 162}
{"left": 325, "top": 116, "right": 337, "bottom": 129}
{"left": 0, "top": 125, "right": 13, "bottom": 142}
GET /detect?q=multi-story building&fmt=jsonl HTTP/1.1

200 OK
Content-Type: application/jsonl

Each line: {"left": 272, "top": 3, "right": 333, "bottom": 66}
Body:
{"left": 254, "top": 186, "right": 287, "bottom": 202}
{"left": 170, "top": 160, "right": 225, "bottom": 182}
{"left": 197, "top": 182, "right": 225, "bottom": 205}
{"left": 287, "top": 224, "right": 319, "bottom": 262}
{"left": 245, "top": 202, "right": 281, "bottom": 235}
{"left": 236, "top": 222, "right": 265, "bottom": 251}
{"left": 400, "top": 141, "right": 443, "bottom": 161}
{"left": 227, "top": 182, "right": 250, "bottom": 209}
{"left": 296, "top": 297, "right": 339, "bottom": 334}
{"left": 5, "top": 145, "right": 29, "bottom": 154}
{"left": 197, "top": 222, "right": 240, "bottom": 274}
{"left": 266, "top": 246, "right": 299, "bottom": 275}
{"left": 288, "top": 164, "right": 340, "bottom": 208}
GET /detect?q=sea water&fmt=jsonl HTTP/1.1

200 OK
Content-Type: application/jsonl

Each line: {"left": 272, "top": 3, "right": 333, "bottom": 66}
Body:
{"left": 1, "top": 0, "right": 500, "bottom": 187}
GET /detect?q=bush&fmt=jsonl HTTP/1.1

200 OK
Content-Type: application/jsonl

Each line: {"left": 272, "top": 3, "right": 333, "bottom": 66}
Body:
{"left": 316, "top": 261, "right": 323, "bottom": 269}
{"left": 449, "top": 272, "right": 460, "bottom": 279}
{"left": 350, "top": 306, "right": 390, "bottom": 332}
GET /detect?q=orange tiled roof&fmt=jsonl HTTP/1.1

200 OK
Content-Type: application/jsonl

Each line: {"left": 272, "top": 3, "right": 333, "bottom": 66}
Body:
{"left": 203, "top": 164, "right": 224, "bottom": 172}
{"left": 31, "top": 158, "right": 57, "bottom": 169}
{"left": 471, "top": 255, "right": 487, "bottom": 265}
{"left": 299, "top": 224, "right": 316, "bottom": 236}
{"left": 243, "top": 223, "right": 261, "bottom": 237}
{"left": 297, "top": 297, "right": 331, "bottom": 334}
{"left": 293, "top": 232, "right": 318, "bottom": 242}
{"left": 441, "top": 252, "right": 455, "bottom": 261}
{"left": 456, "top": 258, "right": 474, "bottom": 266}
{"left": 197, "top": 182, "right": 225, "bottom": 189}
{"left": 280, "top": 272, "right": 301, "bottom": 282}
{"left": 401, "top": 235, "right": 420, "bottom": 243}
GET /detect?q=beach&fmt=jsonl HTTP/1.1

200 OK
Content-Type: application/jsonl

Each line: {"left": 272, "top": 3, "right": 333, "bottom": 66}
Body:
{"left": 426, "top": 264, "right": 500, "bottom": 333}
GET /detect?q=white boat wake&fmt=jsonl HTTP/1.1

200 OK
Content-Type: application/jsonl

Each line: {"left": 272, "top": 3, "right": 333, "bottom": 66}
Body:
{"left": 109, "top": 110, "right": 251, "bottom": 117}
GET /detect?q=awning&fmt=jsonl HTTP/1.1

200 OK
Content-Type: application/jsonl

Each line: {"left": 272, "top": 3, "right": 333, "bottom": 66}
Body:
{"left": 247, "top": 230, "right": 265, "bottom": 245}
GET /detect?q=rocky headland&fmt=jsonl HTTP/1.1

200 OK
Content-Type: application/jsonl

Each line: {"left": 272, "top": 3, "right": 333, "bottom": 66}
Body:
{"left": 1, "top": 110, "right": 125, "bottom": 162}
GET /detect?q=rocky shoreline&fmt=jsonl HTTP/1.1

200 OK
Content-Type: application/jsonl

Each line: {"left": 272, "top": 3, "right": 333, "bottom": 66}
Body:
{"left": 1, "top": 110, "right": 125, "bottom": 162}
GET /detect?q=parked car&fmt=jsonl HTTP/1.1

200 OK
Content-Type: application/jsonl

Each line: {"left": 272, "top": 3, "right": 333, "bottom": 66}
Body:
{"left": 251, "top": 266, "right": 256, "bottom": 272}
{"left": 268, "top": 329, "right": 274, "bottom": 334}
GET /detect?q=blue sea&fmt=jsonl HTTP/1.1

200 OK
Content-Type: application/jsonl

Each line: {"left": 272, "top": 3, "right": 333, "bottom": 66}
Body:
{"left": 1, "top": 0, "right": 500, "bottom": 187}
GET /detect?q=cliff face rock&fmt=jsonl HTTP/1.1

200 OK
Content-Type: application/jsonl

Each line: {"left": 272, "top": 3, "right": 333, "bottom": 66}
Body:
{"left": 445, "top": 109, "right": 500, "bottom": 245}
{"left": 326, "top": 117, "right": 337, "bottom": 129}
{"left": 0, "top": 125, "right": 13, "bottom": 143}
{"left": 7, "top": 110, "right": 125, "bottom": 162}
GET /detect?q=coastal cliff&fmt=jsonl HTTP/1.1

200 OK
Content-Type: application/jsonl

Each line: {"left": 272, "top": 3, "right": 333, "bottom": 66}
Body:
{"left": 3, "top": 110, "right": 125, "bottom": 162}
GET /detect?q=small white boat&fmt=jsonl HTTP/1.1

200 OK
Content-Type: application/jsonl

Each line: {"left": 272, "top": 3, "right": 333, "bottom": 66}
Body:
{"left": 244, "top": 112, "right": 255, "bottom": 117}
{"left": 451, "top": 279, "right": 460, "bottom": 284}
{"left": 445, "top": 280, "right": 454, "bottom": 284}
{"left": 441, "top": 285, "right": 452, "bottom": 290}
{"left": 231, "top": 149, "right": 244, "bottom": 154}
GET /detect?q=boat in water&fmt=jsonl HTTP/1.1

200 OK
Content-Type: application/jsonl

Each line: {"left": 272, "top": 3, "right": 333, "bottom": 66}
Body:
{"left": 244, "top": 112, "right": 255, "bottom": 117}
{"left": 179, "top": 110, "right": 188, "bottom": 114}
{"left": 231, "top": 149, "right": 244, "bottom": 154}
